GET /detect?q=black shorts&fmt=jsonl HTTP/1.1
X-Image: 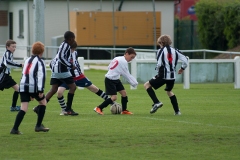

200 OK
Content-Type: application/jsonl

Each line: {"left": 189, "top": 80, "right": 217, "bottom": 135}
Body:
{"left": 105, "top": 78, "right": 125, "bottom": 95}
{"left": 50, "top": 77, "right": 74, "bottom": 86}
{"left": 20, "top": 92, "right": 45, "bottom": 102}
{"left": 0, "top": 74, "right": 17, "bottom": 91}
{"left": 149, "top": 75, "right": 175, "bottom": 91}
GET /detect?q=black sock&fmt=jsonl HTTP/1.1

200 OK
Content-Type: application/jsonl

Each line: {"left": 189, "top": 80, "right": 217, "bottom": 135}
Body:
{"left": 99, "top": 98, "right": 113, "bottom": 109}
{"left": 13, "top": 110, "right": 25, "bottom": 130}
{"left": 96, "top": 89, "right": 108, "bottom": 100}
{"left": 121, "top": 96, "right": 128, "bottom": 111}
{"left": 36, "top": 105, "right": 46, "bottom": 127}
{"left": 11, "top": 91, "right": 19, "bottom": 107}
{"left": 66, "top": 93, "right": 74, "bottom": 111}
{"left": 146, "top": 87, "right": 159, "bottom": 104}
{"left": 170, "top": 95, "right": 179, "bottom": 112}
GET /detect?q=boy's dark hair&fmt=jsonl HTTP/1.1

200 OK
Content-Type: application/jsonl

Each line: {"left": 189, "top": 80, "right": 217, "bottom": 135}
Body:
{"left": 64, "top": 31, "right": 75, "bottom": 40}
{"left": 71, "top": 41, "right": 78, "bottom": 49}
{"left": 32, "top": 41, "right": 45, "bottom": 55}
{"left": 6, "top": 39, "right": 16, "bottom": 47}
{"left": 125, "top": 47, "right": 136, "bottom": 55}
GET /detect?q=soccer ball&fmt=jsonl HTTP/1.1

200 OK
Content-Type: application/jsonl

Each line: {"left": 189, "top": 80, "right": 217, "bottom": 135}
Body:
{"left": 110, "top": 102, "right": 122, "bottom": 114}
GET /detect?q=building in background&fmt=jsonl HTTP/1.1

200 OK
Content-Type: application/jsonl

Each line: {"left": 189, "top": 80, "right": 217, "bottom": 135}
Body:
{"left": 0, "top": 0, "right": 175, "bottom": 59}
{"left": 175, "top": 0, "right": 198, "bottom": 21}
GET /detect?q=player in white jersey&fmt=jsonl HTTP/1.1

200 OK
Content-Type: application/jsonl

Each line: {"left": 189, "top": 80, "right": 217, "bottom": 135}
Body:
{"left": 144, "top": 35, "right": 188, "bottom": 115}
{"left": 0, "top": 40, "right": 23, "bottom": 111}
{"left": 94, "top": 47, "right": 138, "bottom": 115}
{"left": 56, "top": 41, "right": 108, "bottom": 115}
{"left": 10, "top": 42, "right": 49, "bottom": 134}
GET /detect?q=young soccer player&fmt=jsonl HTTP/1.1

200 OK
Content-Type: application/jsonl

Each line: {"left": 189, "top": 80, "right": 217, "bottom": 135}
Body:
{"left": 57, "top": 41, "right": 108, "bottom": 115}
{"left": 94, "top": 47, "right": 138, "bottom": 115}
{"left": 0, "top": 40, "right": 23, "bottom": 111}
{"left": 10, "top": 41, "right": 49, "bottom": 134}
{"left": 33, "top": 31, "right": 77, "bottom": 115}
{"left": 144, "top": 35, "right": 188, "bottom": 115}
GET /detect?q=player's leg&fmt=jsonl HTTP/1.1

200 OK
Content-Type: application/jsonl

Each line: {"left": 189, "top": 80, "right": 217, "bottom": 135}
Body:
{"left": 57, "top": 84, "right": 68, "bottom": 115}
{"left": 64, "top": 77, "right": 77, "bottom": 115}
{"left": 94, "top": 78, "right": 115, "bottom": 115}
{"left": 35, "top": 94, "right": 49, "bottom": 132}
{"left": 118, "top": 89, "right": 132, "bottom": 114}
{"left": 165, "top": 80, "right": 181, "bottom": 115}
{"left": 33, "top": 78, "right": 60, "bottom": 114}
{"left": 11, "top": 84, "right": 21, "bottom": 111}
{"left": 4, "top": 76, "right": 21, "bottom": 111}
{"left": 144, "top": 76, "right": 164, "bottom": 114}
{"left": 45, "top": 84, "right": 59, "bottom": 102}
{"left": 10, "top": 92, "right": 30, "bottom": 134}
{"left": 86, "top": 84, "right": 108, "bottom": 100}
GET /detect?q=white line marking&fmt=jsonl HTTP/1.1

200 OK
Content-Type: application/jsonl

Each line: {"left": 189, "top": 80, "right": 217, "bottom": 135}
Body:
{"left": 142, "top": 116, "right": 240, "bottom": 130}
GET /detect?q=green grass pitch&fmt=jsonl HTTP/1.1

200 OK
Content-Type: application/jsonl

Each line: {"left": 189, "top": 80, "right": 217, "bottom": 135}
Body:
{"left": 0, "top": 69, "right": 239, "bottom": 160}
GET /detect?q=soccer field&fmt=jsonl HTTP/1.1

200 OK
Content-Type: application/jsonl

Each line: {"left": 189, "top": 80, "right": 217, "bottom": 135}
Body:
{"left": 0, "top": 69, "right": 239, "bottom": 160}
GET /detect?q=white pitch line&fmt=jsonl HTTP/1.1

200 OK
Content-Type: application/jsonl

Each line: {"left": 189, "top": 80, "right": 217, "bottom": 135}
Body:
{"left": 142, "top": 116, "right": 240, "bottom": 130}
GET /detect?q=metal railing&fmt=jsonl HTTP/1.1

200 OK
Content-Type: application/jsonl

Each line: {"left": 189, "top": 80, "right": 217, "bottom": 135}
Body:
{"left": 1, "top": 45, "right": 240, "bottom": 60}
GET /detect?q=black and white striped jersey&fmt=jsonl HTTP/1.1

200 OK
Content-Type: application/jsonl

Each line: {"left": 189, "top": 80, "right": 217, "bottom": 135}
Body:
{"left": 0, "top": 50, "right": 22, "bottom": 83}
{"left": 156, "top": 46, "right": 188, "bottom": 80}
{"left": 19, "top": 55, "right": 46, "bottom": 93}
{"left": 69, "top": 51, "right": 83, "bottom": 78}
{"left": 50, "top": 41, "right": 73, "bottom": 73}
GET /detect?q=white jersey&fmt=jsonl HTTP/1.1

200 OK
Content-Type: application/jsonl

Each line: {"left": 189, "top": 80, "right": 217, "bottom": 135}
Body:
{"left": 105, "top": 56, "right": 138, "bottom": 87}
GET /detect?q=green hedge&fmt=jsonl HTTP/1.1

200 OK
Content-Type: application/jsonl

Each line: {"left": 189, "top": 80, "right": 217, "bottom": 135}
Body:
{"left": 195, "top": 0, "right": 240, "bottom": 50}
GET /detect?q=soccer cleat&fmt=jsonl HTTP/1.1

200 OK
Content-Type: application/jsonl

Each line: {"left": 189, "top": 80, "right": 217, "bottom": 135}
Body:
{"left": 174, "top": 111, "right": 181, "bottom": 115}
{"left": 33, "top": 106, "right": 39, "bottom": 114}
{"left": 94, "top": 107, "right": 103, "bottom": 115}
{"left": 35, "top": 124, "right": 50, "bottom": 132}
{"left": 60, "top": 110, "right": 68, "bottom": 116}
{"left": 15, "top": 106, "right": 21, "bottom": 111}
{"left": 10, "top": 106, "right": 21, "bottom": 112}
{"left": 65, "top": 109, "right": 79, "bottom": 116}
{"left": 10, "top": 129, "right": 22, "bottom": 135}
{"left": 121, "top": 110, "right": 133, "bottom": 115}
{"left": 10, "top": 106, "right": 16, "bottom": 111}
{"left": 150, "top": 102, "right": 163, "bottom": 114}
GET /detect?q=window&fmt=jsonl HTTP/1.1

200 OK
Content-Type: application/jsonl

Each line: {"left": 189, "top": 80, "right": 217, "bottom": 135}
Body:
{"left": 18, "top": 10, "right": 24, "bottom": 38}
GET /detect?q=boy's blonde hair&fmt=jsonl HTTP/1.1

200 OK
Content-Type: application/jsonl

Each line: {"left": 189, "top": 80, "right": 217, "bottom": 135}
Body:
{"left": 157, "top": 35, "right": 172, "bottom": 46}
{"left": 32, "top": 42, "right": 44, "bottom": 55}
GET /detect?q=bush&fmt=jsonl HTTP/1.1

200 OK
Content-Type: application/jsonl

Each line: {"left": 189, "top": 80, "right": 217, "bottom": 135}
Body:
{"left": 223, "top": 2, "right": 240, "bottom": 48}
{"left": 195, "top": 0, "right": 228, "bottom": 50}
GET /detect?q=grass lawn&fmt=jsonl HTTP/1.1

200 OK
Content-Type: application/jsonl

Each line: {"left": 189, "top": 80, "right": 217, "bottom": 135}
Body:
{"left": 0, "top": 69, "right": 239, "bottom": 160}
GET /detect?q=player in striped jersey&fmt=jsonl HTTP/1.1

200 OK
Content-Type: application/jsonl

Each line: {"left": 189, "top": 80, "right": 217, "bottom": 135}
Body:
{"left": 144, "top": 35, "right": 188, "bottom": 115}
{"left": 33, "top": 31, "right": 78, "bottom": 115}
{"left": 0, "top": 40, "right": 23, "bottom": 111}
{"left": 56, "top": 41, "right": 108, "bottom": 115}
{"left": 94, "top": 47, "right": 138, "bottom": 115}
{"left": 10, "top": 42, "right": 49, "bottom": 134}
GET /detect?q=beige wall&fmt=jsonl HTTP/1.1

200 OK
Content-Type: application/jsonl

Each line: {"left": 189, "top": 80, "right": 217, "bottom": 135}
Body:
{"left": 2, "top": 1, "right": 174, "bottom": 48}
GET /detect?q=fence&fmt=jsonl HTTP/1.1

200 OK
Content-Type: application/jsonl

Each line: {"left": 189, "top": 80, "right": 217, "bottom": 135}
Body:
{"left": 2, "top": 46, "right": 240, "bottom": 89}
{"left": 1, "top": 45, "right": 240, "bottom": 60}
